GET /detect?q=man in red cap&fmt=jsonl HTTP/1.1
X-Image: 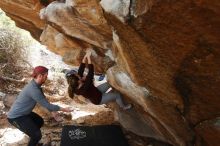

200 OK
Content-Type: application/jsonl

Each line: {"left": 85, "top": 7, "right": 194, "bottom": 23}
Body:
{"left": 7, "top": 66, "right": 72, "bottom": 146}
{"left": 31, "top": 66, "right": 48, "bottom": 78}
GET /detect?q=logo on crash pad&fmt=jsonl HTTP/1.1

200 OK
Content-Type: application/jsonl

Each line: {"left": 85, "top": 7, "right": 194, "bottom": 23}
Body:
{"left": 68, "top": 129, "right": 87, "bottom": 140}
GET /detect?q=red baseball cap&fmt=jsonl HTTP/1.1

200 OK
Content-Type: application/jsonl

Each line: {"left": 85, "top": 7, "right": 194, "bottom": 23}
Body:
{"left": 31, "top": 66, "right": 48, "bottom": 78}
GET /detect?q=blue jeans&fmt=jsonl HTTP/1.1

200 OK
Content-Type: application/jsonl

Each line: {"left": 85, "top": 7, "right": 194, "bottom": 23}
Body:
{"left": 8, "top": 112, "right": 44, "bottom": 146}
{"left": 98, "top": 82, "right": 126, "bottom": 108}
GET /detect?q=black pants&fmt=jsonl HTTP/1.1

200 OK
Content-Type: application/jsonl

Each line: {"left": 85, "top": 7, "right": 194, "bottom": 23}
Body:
{"left": 8, "top": 112, "right": 44, "bottom": 146}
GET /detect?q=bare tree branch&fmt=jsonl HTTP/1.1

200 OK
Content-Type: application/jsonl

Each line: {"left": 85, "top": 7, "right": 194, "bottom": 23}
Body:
{"left": 0, "top": 76, "right": 26, "bottom": 83}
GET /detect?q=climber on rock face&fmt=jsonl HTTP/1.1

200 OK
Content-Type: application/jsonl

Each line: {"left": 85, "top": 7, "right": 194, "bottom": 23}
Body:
{"left": 66, "top": 48, "right": 132, "bottom": 110}
{"left": 7, "top": 66, "right": 73, "bottom": 146}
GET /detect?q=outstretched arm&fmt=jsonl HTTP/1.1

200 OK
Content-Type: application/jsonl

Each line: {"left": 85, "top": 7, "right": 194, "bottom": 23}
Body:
{"left": 78, "top": 63, "right": 85, "bottom": 77}
{"left": 31, "top": 89, "right": 72, "bottom": 112}
{"left": 85, "top": 49, "right": 92, "bottom": 64}
{"left": 78, "top": 52, "right": 88, "bottom": 77}
{"left": 78, "top": 49, "right": 91, "bottom": 76}
{"left": 80, "top": 49, "right": 94, "bottom": 90}
{"left": 82, "top": 53, "right": 87, "bottom": 63}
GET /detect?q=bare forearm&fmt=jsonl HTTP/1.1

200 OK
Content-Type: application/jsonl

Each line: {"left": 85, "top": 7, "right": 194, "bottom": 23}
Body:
{"left": 82, "top": 55, "right": 87, "bottom": 63}
{"left": 87, "top": 55, "right": 91, "bottom": 64}
{"left": 86, "top": 49, "right": 92, "bottom": 64}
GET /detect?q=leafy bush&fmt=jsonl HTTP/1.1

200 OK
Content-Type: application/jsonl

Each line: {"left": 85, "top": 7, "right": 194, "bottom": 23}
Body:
{"left": 0, "top": 28, "right": 29, "bottom": 78}
{"left": 0, "top": 9, "right": 31, "bottom": 79}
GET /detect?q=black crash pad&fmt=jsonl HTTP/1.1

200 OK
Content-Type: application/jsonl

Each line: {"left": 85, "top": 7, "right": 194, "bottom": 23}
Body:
{"left": 60, "top": 125, "right": 129, "bottom": 146}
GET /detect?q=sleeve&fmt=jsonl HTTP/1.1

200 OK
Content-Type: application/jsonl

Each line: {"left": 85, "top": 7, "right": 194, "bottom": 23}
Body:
{"left": 31, "top": 88, "right": 60, "bottom": 112}
{"left": 81, "top": 64, "right": 94, "bottom": 90}
{"left": 78, "top": 63, "right": 86, "bottom": 77}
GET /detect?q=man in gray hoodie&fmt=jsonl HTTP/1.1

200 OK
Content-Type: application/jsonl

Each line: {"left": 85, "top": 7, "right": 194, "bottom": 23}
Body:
{"left": 7, "top": 66, "right": 72, "bottom": 146}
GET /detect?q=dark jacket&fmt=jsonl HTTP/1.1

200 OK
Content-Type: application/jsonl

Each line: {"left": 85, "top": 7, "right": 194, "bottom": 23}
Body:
{"left": 75, "top": 63, "right": 102, "bottom": 104}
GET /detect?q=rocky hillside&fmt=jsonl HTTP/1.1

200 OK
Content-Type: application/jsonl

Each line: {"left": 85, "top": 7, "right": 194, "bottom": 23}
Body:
{"left": 0, "top": 0, "right": 220, "bottom": 145}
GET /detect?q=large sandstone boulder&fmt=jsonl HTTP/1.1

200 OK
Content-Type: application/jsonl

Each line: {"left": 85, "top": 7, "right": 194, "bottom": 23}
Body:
{"left": 1, "top": 0, "right": 220, "bottom": 145}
